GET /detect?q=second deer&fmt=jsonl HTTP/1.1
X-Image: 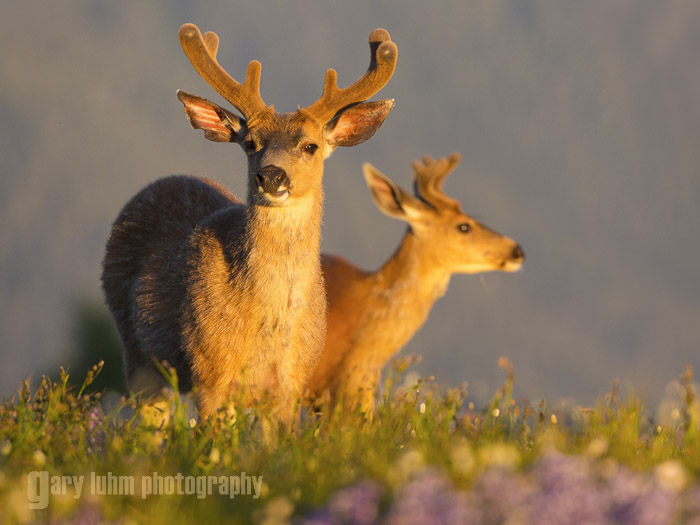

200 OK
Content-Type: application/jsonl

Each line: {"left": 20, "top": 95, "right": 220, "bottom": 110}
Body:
{"left": 307, "top": 154, "right": 524, "bottom": 416}
{"left": 101, "top": 24, "right": 397, "bottom": 422}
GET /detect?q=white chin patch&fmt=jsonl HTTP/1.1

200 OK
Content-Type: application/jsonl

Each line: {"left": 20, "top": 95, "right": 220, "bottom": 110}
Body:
{"left": 502, "top": 259, "right": 523, "bottom": 272}
{"left": 263, "top": 190, "right": 290, "bottom": 205}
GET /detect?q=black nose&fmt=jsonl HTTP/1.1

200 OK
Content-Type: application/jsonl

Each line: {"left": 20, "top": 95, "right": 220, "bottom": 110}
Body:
{"left": 513, "top": 244, "right": 525, "bottom": 261}
{"left": 256, "top": 166, "right": 289, "bottom": 194}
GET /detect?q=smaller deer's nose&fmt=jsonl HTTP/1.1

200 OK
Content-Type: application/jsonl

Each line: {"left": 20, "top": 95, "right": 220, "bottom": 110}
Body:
{"left": 512, "top": 244, "right": 525, "bottom": 261}
{"left": 256, "top": 165, "right": 289, "bottom": 195}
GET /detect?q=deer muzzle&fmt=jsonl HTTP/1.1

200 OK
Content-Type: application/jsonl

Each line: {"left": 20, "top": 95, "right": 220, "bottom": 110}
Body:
{"left": 502, "top": 244, "right": 525, "bottom": 272}
{"left": 512, "top": 244, "right": 525, "bottom": 262}
{"left": 256, "top": 165, "right": 290, "bottom": 203}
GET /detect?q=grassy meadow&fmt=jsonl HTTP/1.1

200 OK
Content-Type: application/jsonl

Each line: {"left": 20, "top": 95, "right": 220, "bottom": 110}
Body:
{"left": 0, "top": 356, "right": 699, "bottom": 524}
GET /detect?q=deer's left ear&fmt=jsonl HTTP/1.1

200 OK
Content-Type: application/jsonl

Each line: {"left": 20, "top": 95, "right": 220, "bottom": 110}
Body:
{"left": 324, "top": 99, "right": 394, "bottom": 147}
{"left": 363, "top": 163, "right": 427, "bottom": 221}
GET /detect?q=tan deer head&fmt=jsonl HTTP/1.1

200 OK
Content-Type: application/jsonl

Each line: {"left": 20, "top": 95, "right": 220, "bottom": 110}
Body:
{"left": 364, "top": 153, "right": 524, "bottom": 274}
{"left": 177, "top": 23, "right": 397, "bottom": 207}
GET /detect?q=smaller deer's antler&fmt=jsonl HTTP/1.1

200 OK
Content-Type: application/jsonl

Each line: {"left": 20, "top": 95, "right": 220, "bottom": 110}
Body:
{"left": 412, "top": 153, "right": 462, "bottom": 212}
{"left": 179, "top": 23, "right": 268, "bottom": 120}
{"left": 303, "top": 29, "right": 398, "bottom": 124}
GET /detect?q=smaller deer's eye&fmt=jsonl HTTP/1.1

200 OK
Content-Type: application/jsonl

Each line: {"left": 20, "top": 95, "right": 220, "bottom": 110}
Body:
{"left": 304, "top": 143, "right": 319, "bottom": 155}
{"left": 457, "top": 223, "right": 471, "bottom": 234}
{"left": 244, "top": 140, "right": 256, "bottom": 153}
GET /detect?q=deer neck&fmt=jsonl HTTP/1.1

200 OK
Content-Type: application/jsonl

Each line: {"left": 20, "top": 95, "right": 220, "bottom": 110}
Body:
{"left": 365, "top": 228, "right": 451, "bottom": 350}
{"left": 243, "top": 191, "right": 324, "bottom": 306}
{"left": 376, "top": 228, "right": 450, "bottom": 294}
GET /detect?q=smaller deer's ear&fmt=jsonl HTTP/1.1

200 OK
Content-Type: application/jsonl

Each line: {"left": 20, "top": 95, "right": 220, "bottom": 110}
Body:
{"left": 324, "top": 99, "right": 394, "bottom": 147}
{"left": 364, "top": 163, "right": 427, "bottom": 221}
{"left": 177, "top": 90, "right": 247, "bottom": 143}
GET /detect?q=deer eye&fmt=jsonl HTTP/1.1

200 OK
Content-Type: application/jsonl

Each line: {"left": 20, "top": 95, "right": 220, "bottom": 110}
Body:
{"left": 457, "top": 223, "right": 471, "bottom": 234}
{"left": 244, "top": 140, "right": 256, "bottom": 153}
{"left": 303, "top": 143, "right": 319, "bottom": 155}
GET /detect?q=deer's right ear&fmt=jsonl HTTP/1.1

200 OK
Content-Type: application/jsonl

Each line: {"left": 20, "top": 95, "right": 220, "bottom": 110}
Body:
{"left": 177, "top": 90, "right": 247, "bottom": 143}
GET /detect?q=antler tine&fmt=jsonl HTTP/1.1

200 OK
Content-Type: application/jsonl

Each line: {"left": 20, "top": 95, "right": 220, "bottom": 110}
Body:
{"left": 412, "top": 153, "right": 462, "bottom": 212}
{"left": 202, "top": 31, "right": 219, "bottom": 56}
{"left": 303, "top": 28, "right": 398, "bottom": 124}
{"left": 179, "top": 23, "right": 267, "bottom": 119}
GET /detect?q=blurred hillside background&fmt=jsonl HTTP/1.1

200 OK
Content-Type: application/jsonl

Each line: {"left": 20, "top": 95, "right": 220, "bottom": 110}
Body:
{"left": 1, "top": 1, "right": 699, "bottom": 406}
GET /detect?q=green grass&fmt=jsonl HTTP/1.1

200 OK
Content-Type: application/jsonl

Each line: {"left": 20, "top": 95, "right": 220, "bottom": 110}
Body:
{"left": 0, "top": 357, "right": 698, "bottom": 524}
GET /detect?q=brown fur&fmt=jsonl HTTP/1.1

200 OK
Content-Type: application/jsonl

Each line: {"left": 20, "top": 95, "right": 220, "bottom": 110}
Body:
{"left": 307, "top": 155, "right": 525, "bottom": 416}
{"left": 101, "top": 24, "right": 397, "bottom": 422}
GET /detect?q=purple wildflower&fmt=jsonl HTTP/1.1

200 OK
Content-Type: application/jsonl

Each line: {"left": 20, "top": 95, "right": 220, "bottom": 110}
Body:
{"left": 530, "top": 451, "right": 609, "bottom": 525}
{"left": 386, "top": 468, "right": 481, "bottom": 525}
{"left": 328, "top": 480, "right": 383, "bottom": 525}
{"left": 474, "top": 466, "right": 536, "bottom": 523}
{"left": 683, "top": 486, "right": 700, "bottom": 522}
{"left": 299, "top": 451, "right": 694, "bottom": 525}
{"left": 299, "top": 479, "right": 383, "bottom": 525}
{"left": 86, "top": 405, "right": 105, "bottom": 455}
{"left": 605, "top": 466, "right": 678, "bottom": 525}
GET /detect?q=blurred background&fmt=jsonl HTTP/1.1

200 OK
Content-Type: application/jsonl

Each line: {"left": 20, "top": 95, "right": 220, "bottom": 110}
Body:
{"left": 1, "top": 1, "right": 698, "bottom": 407}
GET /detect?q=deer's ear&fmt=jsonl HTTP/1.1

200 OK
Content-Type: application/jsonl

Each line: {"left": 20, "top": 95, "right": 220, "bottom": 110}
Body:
{"left": 324, "top": 99, "right": 394, "bottom": 147}
{"left": 177, "top": 90, "right": 247, "bottom": 143}
{"left": 363, "top": 163, "right": 416, "bottom": 221}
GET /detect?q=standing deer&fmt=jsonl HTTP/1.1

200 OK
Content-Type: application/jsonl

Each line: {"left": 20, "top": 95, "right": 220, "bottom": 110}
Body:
{"left": 308, "top": 154, "right": 524, "bottom": 416}
{"left": 101, "top": 23, "right": 397, "bottom": 421}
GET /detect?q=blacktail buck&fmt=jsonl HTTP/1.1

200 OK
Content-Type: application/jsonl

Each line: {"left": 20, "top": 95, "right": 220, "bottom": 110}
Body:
{"left": 308, "top": 154, "right": 524, "bottom": 416}
{"left": 101, "top": 23, "right": 397, "bottom": 421}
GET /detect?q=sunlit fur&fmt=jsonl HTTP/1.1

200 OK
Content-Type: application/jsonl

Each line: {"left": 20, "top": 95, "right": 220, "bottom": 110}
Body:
{"left": 101, "top": 25, "right": 396, "bottom": 423}
{"left": 307, "top": 155, "right": 524, "bottom": 417}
